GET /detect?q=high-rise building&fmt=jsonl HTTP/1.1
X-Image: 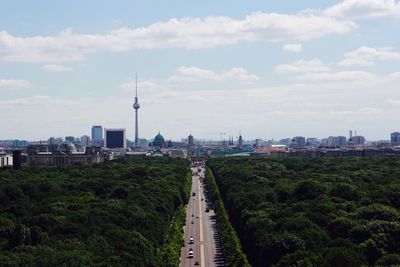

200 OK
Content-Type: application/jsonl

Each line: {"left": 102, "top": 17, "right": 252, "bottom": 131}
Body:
{"left": 48, "top": 137, "right": 63, "bottom": 145}
{"left": 391, "top": 132, "right": 400, "bottom": 146}
{"left": 188, "top": 134, "right": 194, "bottom": 148}
{"left": 327, "top": 136, "right": 347, "bottom": 147}
{"left": 306, "top": 138, "right": 319, "bottom": 147}
{"left": 81, "top": 135, "right": 91, "bottom": 147}
{"left": 353, "top": 135, "right": 366, "bottom": 145}
{"left": 292, "top": 136, "right": 306, "bottom": 148}
{"left": 91, "top": 126, "right": 103, "bottom": 147}
{"left": 132, "top": 74, "right": 140, "bottom": 146}
{"left": 104, "top": 128, "right": 126, "bottom": 149}
{"left": 65, "top": 136, "right": 75, "bottom": 143}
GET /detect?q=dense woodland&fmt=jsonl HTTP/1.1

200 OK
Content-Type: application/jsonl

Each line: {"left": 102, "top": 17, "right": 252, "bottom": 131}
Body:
{"left": 204, "top": 168, "right": 250, "bottom": 267}
{"left": 208, "top": 157, "right": 400, "bottom": 267}
{"left": 0, "top": 158, "right": 191, "bottom": 267}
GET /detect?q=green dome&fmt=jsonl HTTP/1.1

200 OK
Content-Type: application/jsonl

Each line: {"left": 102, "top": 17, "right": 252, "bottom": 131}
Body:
{"left": 153, "top": 132, "right": 165, "bottom": 147}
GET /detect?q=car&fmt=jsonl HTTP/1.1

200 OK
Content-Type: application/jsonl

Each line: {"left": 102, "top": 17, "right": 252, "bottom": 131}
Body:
{"left": 189, "top": 236, "right": 194, "bottom": 244}
{"left": 192, "top": 214, "right": 194, "bottom": 217}
{"left": 191, "top": 221, "right": 194, "bottom": 224}
{"left": 188, "top": 250, "right": 194, "bottom": 258}
{"left": 205, "top": 209, "right": 210, "bottom": 212}
{"left": 205, "top": 199, "right": 208, "bottom": 202}
{"left": 194, "top": 261, "right": 199, "bottom": 265}
{"left": 201, "top": 198, "right": 204, "bottom": 201}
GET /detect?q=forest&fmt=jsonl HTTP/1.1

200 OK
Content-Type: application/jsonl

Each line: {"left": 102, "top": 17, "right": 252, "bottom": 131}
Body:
{"left": 0, "top": 157, "right": 191, "bottom": 267}
{"left": 208, "top": 157, "right": 400, "bottom": 267}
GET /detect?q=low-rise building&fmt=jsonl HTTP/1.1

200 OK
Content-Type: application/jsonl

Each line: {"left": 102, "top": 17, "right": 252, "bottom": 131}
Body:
{"left": 0, "top": 153, "right": 13, "bottom": 167}
{"left": 28, "top": 141, "right": 104, "bottom": 167}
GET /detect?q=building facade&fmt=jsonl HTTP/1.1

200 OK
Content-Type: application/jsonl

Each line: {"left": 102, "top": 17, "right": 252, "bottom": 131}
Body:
{"left": 91, "top": 126, "right": 103, "bottom": 147}
{"left": 391, "top": 132, "right": 400, "bottom": 146}
{"left": 0, "top": 154, "right": 13, "bottom": 167}
{"left": 104, "top": 128, "right": 126, "bottom": 149}
{"left": 28, "top": 142, "right": 104, "bottom": 167}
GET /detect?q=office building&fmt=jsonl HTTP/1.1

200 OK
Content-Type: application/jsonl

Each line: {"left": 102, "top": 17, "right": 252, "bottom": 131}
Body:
{"left": 91, "top": 126, "right": 103, "bottom": 147}
{"left": 306, "top": 138, "right": 320, "bottom": 147}
{"left": 104, "top": 128, "right": 126, "bottom": 149}
{"left": 353, "top": 136, "right": 366, "bottom": 146}
{"left": 65, "top": 136, "right": 75, "bottom": 143}
{"left": 327, "top": 136, "right": 347, "bottom": 147}
{"left": 81, "top": 135, "right": 91, "bottom": 147}
{"left": 391, "top": 132, "right": 400, "bottom": 146}
{"left": 292, "top": 136, "right": 306, "bottom": 148}
{"left": 48, "top": 137, "right": 63, "bottom": 145}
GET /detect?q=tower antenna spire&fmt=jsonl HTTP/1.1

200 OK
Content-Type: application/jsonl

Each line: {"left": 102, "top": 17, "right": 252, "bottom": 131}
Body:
{"left": 135, "top": 72, "right": 138, "bottom": 97}
{"left": 133, "top": 72, "right": 140, "bottom": 147}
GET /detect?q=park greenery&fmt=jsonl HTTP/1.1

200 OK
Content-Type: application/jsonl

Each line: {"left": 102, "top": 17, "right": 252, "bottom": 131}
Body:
{"left": 0, "top": 157, "right": 191, "bottom": 267}
{"left": 208, "top": 157, "right": 400, "bottom": 267}
{"left": 204, "top": 168, "right": 251, "bottom": 267}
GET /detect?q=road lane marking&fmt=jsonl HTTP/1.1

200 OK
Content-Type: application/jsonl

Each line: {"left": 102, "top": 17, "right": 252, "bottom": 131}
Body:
{"left": 199, "top": 179, "right": 204, "bottom": 242}
{"left": 200, "top": 244, "right": 205, "bottom": 267}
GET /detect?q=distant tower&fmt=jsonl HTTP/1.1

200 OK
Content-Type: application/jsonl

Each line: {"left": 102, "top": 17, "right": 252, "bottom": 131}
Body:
{"left": 133, "top": 74, "right": 140, "bottom": 146}
{"left": 188, "top": 134, "right": 194, "bottom": 148}
{"left": 347, "top": 130, "right": 354, "bottom": 147}
{"left": 238, "top": 131, "right": 243, "bottom": 147}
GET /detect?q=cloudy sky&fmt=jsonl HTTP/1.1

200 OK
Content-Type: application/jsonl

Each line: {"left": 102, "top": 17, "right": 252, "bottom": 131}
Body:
{"left": 1, "top": 0, "right": 400, "bottom": 141}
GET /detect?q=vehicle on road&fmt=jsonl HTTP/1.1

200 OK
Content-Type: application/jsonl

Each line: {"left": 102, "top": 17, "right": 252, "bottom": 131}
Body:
{"left": 192, "top": 192, "right": 196, "bottom": 196}
{"left": 205, "top": 208, "right": 210, "bottom": 212}
{"left": 201, "top": 198, "right": 204, "bottom": 201}
{"left": 191, "top": 221, "right": 194, "bottom": 224}
{"left": 189, "top": 236, "right": 194, "bottom": 244}
{"left": 194, "top": 260, "right": 199, "bottom": 265}
{"left": 188, "top": 250, "right": 194, "bottom": 258}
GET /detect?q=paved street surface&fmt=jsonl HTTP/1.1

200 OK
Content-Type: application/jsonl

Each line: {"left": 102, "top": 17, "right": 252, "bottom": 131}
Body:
{"left": 180, "top": 163, "right": 225, "bottom": 267}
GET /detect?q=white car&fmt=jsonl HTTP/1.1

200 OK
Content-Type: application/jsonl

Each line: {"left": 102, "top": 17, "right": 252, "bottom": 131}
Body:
{"left": 189, "top": 236, "right": 194, "bottom": 244}
{"left": 188, "top": 249, "right": 194, "bottom": 258}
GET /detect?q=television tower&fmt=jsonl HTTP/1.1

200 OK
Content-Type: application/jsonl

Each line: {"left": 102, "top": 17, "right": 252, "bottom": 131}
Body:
{"left": 133, "top": 73, "right": 140, "bottom": 146}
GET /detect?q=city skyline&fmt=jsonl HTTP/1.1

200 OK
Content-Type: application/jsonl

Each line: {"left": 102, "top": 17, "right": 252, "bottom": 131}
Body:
{"left": 1, "top": 0, "right": 400, "bottom": 140}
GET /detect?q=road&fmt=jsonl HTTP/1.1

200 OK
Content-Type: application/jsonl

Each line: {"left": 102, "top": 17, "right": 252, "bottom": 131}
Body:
{"left": 180, "top": 163, "right": 225, "bottom": 267}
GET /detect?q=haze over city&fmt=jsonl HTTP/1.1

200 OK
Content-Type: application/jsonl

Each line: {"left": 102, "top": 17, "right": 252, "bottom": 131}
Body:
{"left": 1, "top": 0, "right": 400, "bottom": 140}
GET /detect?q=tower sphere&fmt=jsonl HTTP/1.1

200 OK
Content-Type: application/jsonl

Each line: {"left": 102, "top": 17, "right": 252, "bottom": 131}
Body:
{"left": 133, "top": 102, "right": 140, "bottom": 109}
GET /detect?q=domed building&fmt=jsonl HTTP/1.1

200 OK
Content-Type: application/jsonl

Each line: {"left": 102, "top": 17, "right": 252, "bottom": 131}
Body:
{"left": 152, "top": 132, "right": 166, "bottom": 151}
{"left": 57, "top": 141, "right": 77, "bottom": 154}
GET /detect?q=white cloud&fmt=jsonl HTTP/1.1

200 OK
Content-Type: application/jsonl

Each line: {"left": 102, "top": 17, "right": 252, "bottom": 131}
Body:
{"left": 282, "top": 43, "right": 302, "bottom": 52}
{"left": 3, "top": 71, "right": 400, "bottom": 140}
{"left": 0, "top": 12, "right": 356, "bottom": 63}
{"left": 338, "top": 46, "right": 400, "bottom": 66}
{"left": 325, "top": 0, "right": 400, "bottom": 19}
{"left": 0, "top": 79, "right": 34, "bottom": 90}
{"left": 295, "top": 70, "right": 375, "bottom": 81}
{"left": 41, "top": 64, "right": 72, "bottom": 72}
{"left": 168, "top": 66, "right": 259, "bottom": 82}
{"left": 274, "top": 59, "right": 330, "bottom": 73}
{"left": 386, "top": 98, "right": 400, "bottom": 105}
{"left": 0, "top": 95, "right": 50, "bottom": 106}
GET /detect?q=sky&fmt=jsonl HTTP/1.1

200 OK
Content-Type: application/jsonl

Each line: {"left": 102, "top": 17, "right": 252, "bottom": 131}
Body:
{"left": 1, "top": 0, "right": 400, "bottom": 141}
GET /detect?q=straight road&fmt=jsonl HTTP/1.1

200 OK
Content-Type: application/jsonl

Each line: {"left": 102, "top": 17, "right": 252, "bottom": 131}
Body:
{"left": 180, "top": 162, "right": 224, "bottom": 267}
